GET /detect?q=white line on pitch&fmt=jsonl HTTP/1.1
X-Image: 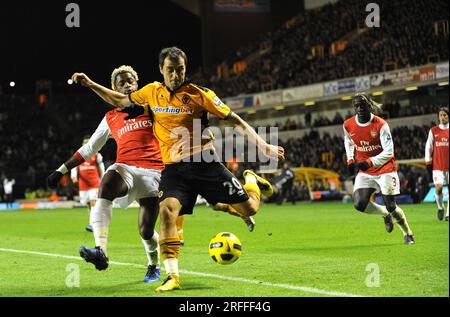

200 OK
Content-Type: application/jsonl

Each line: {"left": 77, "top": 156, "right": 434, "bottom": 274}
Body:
{"left": 0, "top": 247, "right": 364, "bottom": 297}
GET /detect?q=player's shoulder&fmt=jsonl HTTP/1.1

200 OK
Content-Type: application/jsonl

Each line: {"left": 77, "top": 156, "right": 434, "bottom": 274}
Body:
{"left": 372, "top": 115, "right": 387, "bottom": 127}
{"left": 186, "top": 82, "right": 216, "bottom": 97}
{"left": 343, "top": 116, "right": 356, "bottom": 128}
{"left": 135, "top": 81, "right": 163, "bottom": 93}
{"left": 105, "top": 109, "right": 122, "bottom": 123}
{"left": 105, "top": 108, "right": 117, "bottom": 118}
{"left": 431, "top": 125, "right": 441, "bottom": 133}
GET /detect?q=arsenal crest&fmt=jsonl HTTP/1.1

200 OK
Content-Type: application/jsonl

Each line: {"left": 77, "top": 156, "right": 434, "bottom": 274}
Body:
{"left": 370, "top": 130, "right": 378, "bottom": 138}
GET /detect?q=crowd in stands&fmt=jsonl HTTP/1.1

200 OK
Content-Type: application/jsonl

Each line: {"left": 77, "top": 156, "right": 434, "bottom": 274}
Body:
{"left": 275, "top": 102, "right": 441, "bottom": 131}
{"left": 0, "top": 94, "right": 110, "bottom": 191}
{"left": 196, "top": 0, "right": 448, "bottom": 98}
{"left": 0, "top": 92, "right": 440, "bottom": 207}
{"left": 277, "top": 124, "right": 432, "bottom": 177}
{"left": 233, "top": 120, "right": 435, "bottom": 203}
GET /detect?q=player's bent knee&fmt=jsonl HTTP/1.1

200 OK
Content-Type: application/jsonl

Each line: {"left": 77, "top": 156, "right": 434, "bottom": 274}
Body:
{"left": 385, "top": 202, "right": 396, "bottom": 213}
{"left": 159, "top": 199, "right": 181, "bottom": 225}
{"left": 242, "top": 202, "right": 258, "bottom": 217}
{"left": 99, "top": 183, "right": 116, "bottom": 201}
{"left": 353, "top": 200, "right": 368, "bottom": 212}
{"left": 139, "top": 225, "right": 154, "bottom": 240}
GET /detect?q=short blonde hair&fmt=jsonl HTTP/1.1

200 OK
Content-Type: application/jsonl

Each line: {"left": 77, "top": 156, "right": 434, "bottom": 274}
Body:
{"left": 110, "top": 65, "right": 139, "bottom": 90}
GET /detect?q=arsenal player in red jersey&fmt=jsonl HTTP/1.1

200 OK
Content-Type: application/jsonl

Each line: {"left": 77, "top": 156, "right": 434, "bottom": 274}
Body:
{"left": 48, "top": 66, "right": 164, "bottom": 282}
{"left": 343, "top": 93, "right": 415, "bottom": 245}
{"left": 425, "top": 107, "right": 449, "bottom": 222}
{"left": 70, "top": 136, "right": 104, "bottom": 232}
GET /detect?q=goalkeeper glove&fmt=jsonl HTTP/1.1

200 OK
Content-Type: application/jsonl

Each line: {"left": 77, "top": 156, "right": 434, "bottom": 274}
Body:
{"left": 47, "top": 171, "right": 63, "bottom": 189}
{"left": 119, "top": 104, "right": 144, "bottom": 120}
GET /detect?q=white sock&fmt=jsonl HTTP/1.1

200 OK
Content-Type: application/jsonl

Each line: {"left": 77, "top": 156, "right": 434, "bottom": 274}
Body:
{"left": 141, "top": 231, "right": 160, "bottom": 267}
{"left": 446, "top": 201, "right": 449, "bottom": 217}
{"left": 391, "top": 206, "right": 413, "bottom": 236}
{"left": 90, "top": 198, "right": 112, "bottom": 256}
{"left": 163, "top": 258, "right": 179, "bottom": 276}
{"left": 435, "top": 192, "right": 444, "bottom": 210}
{"left": 365, "top": 202, "right": 389, "bottom": 216}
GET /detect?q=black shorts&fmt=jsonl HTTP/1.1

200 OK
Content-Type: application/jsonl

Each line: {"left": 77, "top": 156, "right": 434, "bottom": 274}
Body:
{"left": 159, "top": 161, "right": 249, "bottom": 215}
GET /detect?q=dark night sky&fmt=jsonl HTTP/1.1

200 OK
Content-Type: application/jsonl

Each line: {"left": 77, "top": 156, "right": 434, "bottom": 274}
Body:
{"left": 0, "top": 1, "right": 202, "bottom": 93}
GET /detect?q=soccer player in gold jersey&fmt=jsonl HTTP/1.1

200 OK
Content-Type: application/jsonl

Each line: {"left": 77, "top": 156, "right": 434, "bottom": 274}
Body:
{"left": 72, "top": 47, "right": 284, "bottom": 292}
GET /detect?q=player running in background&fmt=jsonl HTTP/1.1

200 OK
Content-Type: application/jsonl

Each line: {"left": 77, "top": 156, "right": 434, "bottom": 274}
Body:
{"left": 425, "top": 106, "right": 449, "bottom": 221}
{"left": 48, "top": 66, "right": 164, "bottom": 283}
{"left": 70, "top": 136, "right": 104, "bottom": 232}
{"left": 71, "top": 46, "right": 284, "bottom": 292}
{"left": 344, "top": 93, "right": 415, "bottom": 245}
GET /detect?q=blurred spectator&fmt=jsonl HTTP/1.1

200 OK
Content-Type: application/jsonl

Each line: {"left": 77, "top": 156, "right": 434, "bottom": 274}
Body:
{"left": 3, "top": 175, "right": 16, "bottom": 208}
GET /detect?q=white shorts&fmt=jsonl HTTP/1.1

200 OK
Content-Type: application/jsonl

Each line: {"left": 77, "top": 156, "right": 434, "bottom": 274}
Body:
{"left": 79, "top": 188, "right": 99, "bottom": 205}
{"left": 107, "top": 163, "right": 161, "bottom": 209}
{"left": 433, "top": 170, "right": 449, "bottom": 186}
{"left": 354, "top": 172, "right": 400, "bottom": 196}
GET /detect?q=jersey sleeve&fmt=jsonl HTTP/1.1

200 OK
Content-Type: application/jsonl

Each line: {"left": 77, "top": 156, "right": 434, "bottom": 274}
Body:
{"left": 424, "top": 130, "right": 434, "bottom": 165}
{"left": 128, "top": 83, "right": 153, "bottom": 106}
{"left": 96, "top": 153, "right": 105, "bottom": 177}
{"left": 343, "top": 125, "right": 355, "bottom": 164}
{"left": 370, "top": 123, "right": 394, "bottom": 167}
{"left": 197, "top": 87, "right": 231, "bottom": 119}
{"left": 77, "top": 118, "right": 112, "bottom": 160}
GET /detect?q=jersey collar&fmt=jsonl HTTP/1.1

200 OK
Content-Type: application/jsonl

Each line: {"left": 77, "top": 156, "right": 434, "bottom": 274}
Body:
{"left": 439, "top": 123, "right": 449, "bottom": 130}
{"left": 163, "top": 78, "right": 192, "bottom": 95}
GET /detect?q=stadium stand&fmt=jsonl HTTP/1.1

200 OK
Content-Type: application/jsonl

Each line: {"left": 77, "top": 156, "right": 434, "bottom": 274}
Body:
{"left": 196, "top": 0, "right": 448, "bottom": 98}
{"left": 0, "top": 0, "right": 447, "bottom": 204}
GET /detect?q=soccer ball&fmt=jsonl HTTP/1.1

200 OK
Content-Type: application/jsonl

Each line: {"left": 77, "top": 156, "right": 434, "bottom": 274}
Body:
{"left": 209, "top": 232, "right": 242, "bottom": 265}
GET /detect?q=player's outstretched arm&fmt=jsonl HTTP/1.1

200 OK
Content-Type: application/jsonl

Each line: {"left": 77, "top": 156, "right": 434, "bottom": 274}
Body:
{"left": 47, "top": 155, "right": 84, "bottom": 188}
{"left": 71, "top": 72, "right": 131, "bottom": 108}
{"left": 227, "top": 112, "right": 285, "bottom": 161}
{"left": 47, "top": 118, "right": 111, "bottom": 188}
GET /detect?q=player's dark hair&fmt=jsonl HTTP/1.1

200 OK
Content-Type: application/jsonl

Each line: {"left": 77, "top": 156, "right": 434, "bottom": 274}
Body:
{"left": 352, "top": 92, "right": 382, "bottom": 113}
{"left": 352, "top": 92, "right": 371, "bottom": 108}
{"left": 439, "top": 106, "right": 449, "bottom": 116}
{"left": 159, "top": 47, "right": 187, "bottom": 68}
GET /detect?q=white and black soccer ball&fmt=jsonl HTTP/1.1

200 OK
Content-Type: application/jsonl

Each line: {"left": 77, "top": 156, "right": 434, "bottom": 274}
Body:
{"left": 209, "top": 232, "right": 242, "bottom": 265}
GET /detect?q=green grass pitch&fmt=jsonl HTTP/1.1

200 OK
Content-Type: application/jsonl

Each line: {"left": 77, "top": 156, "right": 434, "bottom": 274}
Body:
{"left": 0, "top": 202, "right": 448, "bottom": 297}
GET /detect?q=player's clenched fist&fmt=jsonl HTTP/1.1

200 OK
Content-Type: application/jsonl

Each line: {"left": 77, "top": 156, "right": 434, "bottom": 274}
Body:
{"left": 71, "top": 72, "right": 94, "bottom": 87}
